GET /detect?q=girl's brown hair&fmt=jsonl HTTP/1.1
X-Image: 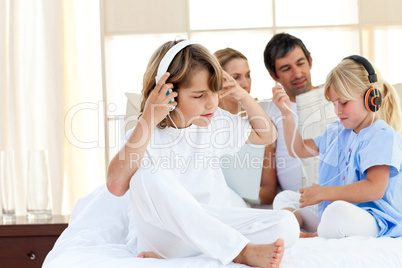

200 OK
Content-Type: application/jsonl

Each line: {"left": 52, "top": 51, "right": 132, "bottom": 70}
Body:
{"left": 140, "top": 40, "right": 223, "bottom": 128}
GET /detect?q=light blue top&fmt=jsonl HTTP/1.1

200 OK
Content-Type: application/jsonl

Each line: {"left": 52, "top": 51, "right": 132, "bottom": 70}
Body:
{"left": 313, "top": 120, "right": 402, "bottom": 237}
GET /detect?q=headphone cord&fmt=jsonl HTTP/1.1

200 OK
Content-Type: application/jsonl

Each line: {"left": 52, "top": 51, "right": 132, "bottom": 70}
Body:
{"left": 286, "top": 111, "right": 376, "bottom": 215}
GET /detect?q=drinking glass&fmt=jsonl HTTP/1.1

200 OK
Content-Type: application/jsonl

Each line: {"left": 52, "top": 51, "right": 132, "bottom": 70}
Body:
{"left": 0, "top": 150, "right": 16, "bottom": 221}
{"left": 26, "top": 150, "right": 53, "bottom": 220}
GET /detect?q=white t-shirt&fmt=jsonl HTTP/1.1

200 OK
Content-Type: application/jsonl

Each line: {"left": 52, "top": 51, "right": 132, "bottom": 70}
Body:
{"left": 259, "top": 100, "right": 302, "bottom": 191}
{"left": 124, "top": 107, "right": 252, "bottom": 208}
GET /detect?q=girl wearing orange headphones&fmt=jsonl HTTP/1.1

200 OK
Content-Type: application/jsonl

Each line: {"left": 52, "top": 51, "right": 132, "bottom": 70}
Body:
{"left": 272, "top": 55, "right": 402, "bottom": 238}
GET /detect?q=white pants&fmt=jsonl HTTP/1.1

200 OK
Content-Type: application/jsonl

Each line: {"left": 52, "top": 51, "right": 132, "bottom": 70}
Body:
{"left": 130, "top": 168, "right": 300, "bottom": 265}
{"left": 273, "top": 190, "right": 319, "bottom": 233}
{"left": 273, "top": 190, "right": 379, "bottom": 238}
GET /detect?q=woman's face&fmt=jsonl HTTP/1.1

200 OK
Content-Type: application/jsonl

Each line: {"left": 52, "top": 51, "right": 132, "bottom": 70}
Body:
{"left": 223, "top": 58, "right": 251, "bottom": 94}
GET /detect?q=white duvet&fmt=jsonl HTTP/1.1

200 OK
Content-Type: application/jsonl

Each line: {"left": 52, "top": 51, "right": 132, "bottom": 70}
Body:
{"left": 44, "top": 184, "right": 402, "bottom": 268}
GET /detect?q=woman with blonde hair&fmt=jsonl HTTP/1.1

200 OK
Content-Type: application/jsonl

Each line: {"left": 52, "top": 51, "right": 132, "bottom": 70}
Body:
{"left": 214, "top": 48, "right": 251, "bottom": 115}
{"left": 214, "top": 48, "right": 278, "bottom": 205}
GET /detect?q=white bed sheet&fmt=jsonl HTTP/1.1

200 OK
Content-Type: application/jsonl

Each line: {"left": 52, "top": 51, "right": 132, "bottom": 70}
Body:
{"left": 43, "top": 184, "right": 402, "bottom": 268}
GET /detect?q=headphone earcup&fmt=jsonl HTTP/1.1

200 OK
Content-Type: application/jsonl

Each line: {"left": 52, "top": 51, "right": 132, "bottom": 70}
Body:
{"left": 364, "top": 87, "right": 382, "bottom": 112}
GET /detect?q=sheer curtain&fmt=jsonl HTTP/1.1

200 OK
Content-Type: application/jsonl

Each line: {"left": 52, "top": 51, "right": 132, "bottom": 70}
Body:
{"left": 0, "top": 0, "right": 105, "bottom": 216}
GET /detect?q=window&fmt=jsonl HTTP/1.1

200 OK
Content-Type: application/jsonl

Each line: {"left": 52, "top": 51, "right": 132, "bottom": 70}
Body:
{"left": 102, "top": 0, "right": 402, "bottom": 164}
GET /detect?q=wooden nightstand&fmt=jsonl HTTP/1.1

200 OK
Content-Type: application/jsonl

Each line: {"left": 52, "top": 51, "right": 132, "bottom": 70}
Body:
{"left": 0, "top": 215, "right": 69, "bottom": 268}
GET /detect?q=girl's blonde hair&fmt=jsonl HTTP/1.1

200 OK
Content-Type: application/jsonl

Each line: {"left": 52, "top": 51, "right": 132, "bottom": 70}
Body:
{"left": 214, "top": 48, "right": 247, "bottom": 70}
{"left": 140, "top": 40, "right": 223, "bottom": 128}
{"left": 324, "top": 58, "right": 402, "bottom": 134}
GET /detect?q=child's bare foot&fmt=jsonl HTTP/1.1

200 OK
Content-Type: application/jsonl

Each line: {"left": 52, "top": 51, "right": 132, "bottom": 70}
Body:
{"left": 233, "top": 239, "right": 284, "bottom": 268}
{"left": 299, "top": 231, "right": 317, "bottom": 238}
{"left": 137, "top": 251, "right": 163, "bottom": 259}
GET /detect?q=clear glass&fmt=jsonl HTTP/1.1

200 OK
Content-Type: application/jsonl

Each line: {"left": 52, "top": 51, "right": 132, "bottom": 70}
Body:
{"left": 26, "top": 150, "right": 53, "bottom": 220}
{"left": 276, "top": 0, "right": 358, "bottom": 27}
{"left": 192, "top": 30, "right": 275, "bottom": 100}
{"left": 0, "top": 151, "right": 16, "bottom": 221}
{"left": 189, "top": 0, "right": 273, "bottom": 30}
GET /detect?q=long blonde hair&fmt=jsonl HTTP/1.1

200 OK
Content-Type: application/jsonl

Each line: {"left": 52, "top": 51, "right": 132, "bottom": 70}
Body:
{"left": 324, "top": 58, "right": 402, "bottom": 134}
{"left": 140, "top": 40, "right": 223, "bottom": 128}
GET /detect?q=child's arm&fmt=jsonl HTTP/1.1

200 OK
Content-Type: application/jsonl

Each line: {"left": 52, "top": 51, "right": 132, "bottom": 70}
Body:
{"left": 299, "top": 165, "right": 390, "bottom": 208}
{"left": 259, "top": 143, "right": 277, "bottom": 204}
{"left": 272, "top": 85, "right": 319, "bottom": 158}
{"left": 219, "top": 71, "right": 277, "bottom": 145}
{"left": 107, "top": 73, "right": 177, "bottom": 196}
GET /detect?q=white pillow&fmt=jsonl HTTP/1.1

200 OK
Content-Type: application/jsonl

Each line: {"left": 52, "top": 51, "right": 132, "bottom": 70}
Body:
{"left": 393, "top": 83, "right": 402, "bottom": 113}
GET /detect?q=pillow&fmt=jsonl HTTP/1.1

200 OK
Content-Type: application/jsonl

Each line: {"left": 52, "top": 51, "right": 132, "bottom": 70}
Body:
{"left": 393, "top": 83, "right": 402, "bottom": 113}
{"left": 124, "top": 92, "right": 142, "bottom": 132}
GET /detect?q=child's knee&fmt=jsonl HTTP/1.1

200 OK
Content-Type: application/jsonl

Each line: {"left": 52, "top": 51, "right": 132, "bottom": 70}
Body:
{"left": 273, "top": 190, "right": 300, "bottom": 210}
{"left": 276, "top": 210, "right": 300, "bottom": 247}
{"left": 317, "top": 201, "right": 352, "bottom": 238}
{"left": 130, "top": 168, "right": 168, "bottom": 194}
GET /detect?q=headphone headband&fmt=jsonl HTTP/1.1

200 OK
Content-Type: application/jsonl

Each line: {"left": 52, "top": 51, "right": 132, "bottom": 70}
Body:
{"left": 344, "top": 55, "right": 377, "bottom": 83}
{"left": 344, "top": 55, "right": 382, "bottom": 112}
{"left": 155, "top": 40, "right": 197, "bottom": 83}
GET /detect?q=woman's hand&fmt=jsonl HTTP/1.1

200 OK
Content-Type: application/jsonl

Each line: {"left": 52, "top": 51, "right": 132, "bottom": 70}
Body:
{"left": 219, "top": 71, "right": 249, "bottom": 102}
{"left": 299, "top": 183, "right": 323, "bottom": 208}
{"left": 142, "top": 72, "right": 178, "bottom": 126}
{"left": 272, "top": 84, "right": 292, "bottom": 115}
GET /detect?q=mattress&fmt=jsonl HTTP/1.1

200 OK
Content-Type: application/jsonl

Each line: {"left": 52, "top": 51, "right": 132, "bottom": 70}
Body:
{"left": 43, "top": 184, "right": 402, "bottom": 268}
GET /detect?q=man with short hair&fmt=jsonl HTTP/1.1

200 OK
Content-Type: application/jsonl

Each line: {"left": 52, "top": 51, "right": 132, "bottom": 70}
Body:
{"left": 259, "top": 33, "right": 327, "bottom": 204}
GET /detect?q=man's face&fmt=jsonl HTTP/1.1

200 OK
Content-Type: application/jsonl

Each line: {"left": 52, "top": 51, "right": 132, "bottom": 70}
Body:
{"left": 271, "top": 46, "right": 313, "bottom": 101}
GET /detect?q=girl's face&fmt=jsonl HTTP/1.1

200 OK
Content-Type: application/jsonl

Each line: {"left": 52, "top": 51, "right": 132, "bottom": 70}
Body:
{"left": 171, "top": 69, "right": 219, "bottom": 128}
{"left": 328, "top": 86, "right": 372, "bottom": 133}
{"left": 223, "top": 58, "right": 251, "bottom": 93}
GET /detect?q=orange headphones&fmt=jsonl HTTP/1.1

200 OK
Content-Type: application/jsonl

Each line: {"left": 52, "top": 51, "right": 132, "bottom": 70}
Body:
{"left": 344, "top": 55, "right": 382, "bottom": 113}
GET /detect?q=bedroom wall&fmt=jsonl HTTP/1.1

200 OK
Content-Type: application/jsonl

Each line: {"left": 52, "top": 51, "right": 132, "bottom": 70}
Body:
{"left": 102, "top": 0, "right": 402, "bottom": 34}
{"left": 99, "top": 0, "right": 402, "bottom": 165}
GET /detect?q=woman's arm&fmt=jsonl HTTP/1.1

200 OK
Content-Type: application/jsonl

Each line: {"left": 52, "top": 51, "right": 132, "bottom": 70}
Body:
{"left": 219, "top": 71, "right": 277, "bottom": 146}
{"left": 107, "top": 73, "right": 177, "bottom": 196}
{"left": 299, "top": 165, "right": 390, "bottom": 208}
{"left": 259, "top": 143, "right": 277, "bottom": 204}
{"left": 272, "top": 85, "right": 319, "bottom": 158}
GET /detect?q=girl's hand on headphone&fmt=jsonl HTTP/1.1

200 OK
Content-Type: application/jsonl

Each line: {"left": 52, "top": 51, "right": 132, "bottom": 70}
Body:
{"left": 219, "top": 71, "right": 249, "bottom": 101}
{"left": 272, "top": 84, "right": 292, "bottom": 115}
{"left": 143, "top": 72, "right": 178, "bottom": 125}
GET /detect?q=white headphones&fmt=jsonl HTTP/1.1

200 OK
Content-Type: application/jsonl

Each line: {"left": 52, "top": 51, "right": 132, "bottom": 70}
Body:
{"left": 155, "top": 40, "right": 197, "bottom": 84}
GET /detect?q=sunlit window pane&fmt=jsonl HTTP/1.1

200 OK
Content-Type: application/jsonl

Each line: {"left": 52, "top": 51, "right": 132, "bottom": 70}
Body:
{"left": 189, "top": 0, "right": 273, "bottom": 30}
{"left": 192, "top": 30, "right": 274, "bottom": 100}
{"left": 276, "top": 0, "right": 358, "bottom": 27}
{"left": 105, "top": 33, "right": 187, "bottom": 115}
{"left": 363, "top": 27, "right": 402, "bottom": 85}
{"left": 281, "top": 28, "right": 360, "bottom": 87}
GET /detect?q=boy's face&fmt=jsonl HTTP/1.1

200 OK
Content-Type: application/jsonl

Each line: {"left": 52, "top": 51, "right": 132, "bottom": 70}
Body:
{"left": 171, "top": 69, "right": 219, "bottom": 128}
{"left": 271, "top": 46, "right": 313, "bottom": 101}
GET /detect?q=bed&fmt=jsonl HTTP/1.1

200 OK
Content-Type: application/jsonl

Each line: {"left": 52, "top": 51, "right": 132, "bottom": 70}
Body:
{"left": 43, "top": 183, "right": 402, "bottom": 268}
{"left": 44, "top": 86, "right": 402, "bottom": 267}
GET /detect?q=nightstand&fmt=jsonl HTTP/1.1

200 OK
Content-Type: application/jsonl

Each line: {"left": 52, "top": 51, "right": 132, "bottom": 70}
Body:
{"left": 0, "top": 215, "right": 69, "bottom": 268}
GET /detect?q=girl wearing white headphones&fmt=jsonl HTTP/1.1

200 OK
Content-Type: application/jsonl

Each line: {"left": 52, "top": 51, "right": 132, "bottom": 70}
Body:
{"left": 107, "top": 40, "right": 300, "bottom": 267}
